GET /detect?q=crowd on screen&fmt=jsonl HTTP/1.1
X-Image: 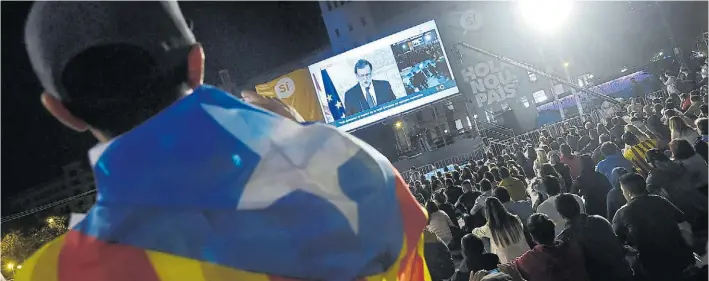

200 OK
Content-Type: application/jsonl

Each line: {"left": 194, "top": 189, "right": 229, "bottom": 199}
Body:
{"left": 408, "top": 81, "right": 709, "bottom": 281}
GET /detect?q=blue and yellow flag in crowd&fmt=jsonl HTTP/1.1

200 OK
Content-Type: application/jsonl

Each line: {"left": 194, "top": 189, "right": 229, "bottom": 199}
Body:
{"left": 16, "top": 85, "right": 430, "bottom": 281}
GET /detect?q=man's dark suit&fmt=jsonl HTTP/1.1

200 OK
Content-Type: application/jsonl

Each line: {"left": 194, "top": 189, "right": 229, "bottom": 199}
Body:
{"left": 344, "top": 80, "right": 396, "bottom": 116}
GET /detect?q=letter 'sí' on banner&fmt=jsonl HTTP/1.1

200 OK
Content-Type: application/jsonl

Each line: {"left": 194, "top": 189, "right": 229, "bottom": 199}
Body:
{"left": 255, "top": 69, "right": 324, "bottom": 122}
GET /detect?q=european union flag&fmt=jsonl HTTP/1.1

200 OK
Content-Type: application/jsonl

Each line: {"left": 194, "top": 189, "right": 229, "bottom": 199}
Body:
{"left": 322, "top": 69, "right": 346, "bottom": 120}
{"left": 16, "top": 85, "right": 430, "bottom": 281}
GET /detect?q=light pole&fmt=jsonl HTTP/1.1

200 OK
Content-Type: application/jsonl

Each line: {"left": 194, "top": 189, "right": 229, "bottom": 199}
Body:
{"left": 563, "top": 62, "right": 585, "bottom": 122}
{"left": 539, "top": 48, "right": 565, "bottom": 120}
{"left": 518, "top": 0, "right": 574, "bottom": 121}
{"left": 394, "top": 120, "right": 410, "bottom": 149}
{"left": 472, "top": 114, "right": 481, "bottom": 137}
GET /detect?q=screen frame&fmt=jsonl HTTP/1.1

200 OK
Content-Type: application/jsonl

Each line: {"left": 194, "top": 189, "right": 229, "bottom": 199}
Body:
{"left": 308, "top": 20, "right": 459, "bottom": 132}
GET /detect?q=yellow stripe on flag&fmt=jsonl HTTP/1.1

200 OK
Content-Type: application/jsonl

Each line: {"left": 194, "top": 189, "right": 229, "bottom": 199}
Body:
{"left": 146, "top": 250, "right": 207, "bottom": 281}
{"left": 15, "top": 235, "right": 65, "bottom": 281}
{"left": 201, "top": 261, "right": 270, "bottom": 281}
{"left": 146, "top": 249, "right": 270, "bottom": 281}
{"left": 417, "top": 234, "right": 432, "bottom": 281}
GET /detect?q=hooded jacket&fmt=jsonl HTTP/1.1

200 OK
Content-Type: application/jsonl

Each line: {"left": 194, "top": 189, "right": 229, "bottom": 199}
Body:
{"left": 572, "top": 169, "right": 613, "bottom": 219}
{"left": 557, "top": 215, "right": 633, "bottom": 281}
{"left": 647, "top": 161, "right": 708, "bottom": 226}
{"left": 674, "top": 154, "right": 708, "bottom": 189}
{"left": 606, "top": 168, "right": 628, "bottom": 221}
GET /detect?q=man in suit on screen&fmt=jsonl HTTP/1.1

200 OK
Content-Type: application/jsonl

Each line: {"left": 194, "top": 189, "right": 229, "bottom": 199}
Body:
{"left": 344, "top": 59, "right": 396, "bottom": 116}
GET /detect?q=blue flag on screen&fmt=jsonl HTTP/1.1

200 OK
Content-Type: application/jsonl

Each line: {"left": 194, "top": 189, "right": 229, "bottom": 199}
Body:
{"left": 321, "top": 69, "right": 346, "bottom": 120}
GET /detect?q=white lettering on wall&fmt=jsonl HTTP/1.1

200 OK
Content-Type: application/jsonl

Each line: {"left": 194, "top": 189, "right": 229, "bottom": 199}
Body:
{"left": 460, "top": 60, "right": 519, "bottom": 108}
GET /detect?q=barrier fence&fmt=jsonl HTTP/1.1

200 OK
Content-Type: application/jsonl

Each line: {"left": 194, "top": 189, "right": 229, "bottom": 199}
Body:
{"left": 401, "top": 108, "right": 609, "bottom": 183}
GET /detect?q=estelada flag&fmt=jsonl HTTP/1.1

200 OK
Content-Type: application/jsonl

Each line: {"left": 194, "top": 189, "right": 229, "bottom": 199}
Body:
{"left": 255, "top": 69, "right": 324, "bottom": 122}
{"left": 16, "top": 85, "right": 430, "bottom": 281}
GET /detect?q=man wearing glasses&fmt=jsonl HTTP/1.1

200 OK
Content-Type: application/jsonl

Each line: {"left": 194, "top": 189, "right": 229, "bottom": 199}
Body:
{"left": 344, "top": 59, "right": 396, "bottom": 116}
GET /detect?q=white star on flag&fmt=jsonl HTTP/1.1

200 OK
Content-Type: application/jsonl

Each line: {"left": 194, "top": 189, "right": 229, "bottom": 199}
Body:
{"left": 201, "top": 103, "right": 361, "bottom": 233}
{"left": 341, "top": 113, "right": 346, "bottom": 118}
{"left": 327, "top": 95, "right": 333, "bottom": 102}
{"left": 335, "top": 101, "right": 342, "bottom": 109}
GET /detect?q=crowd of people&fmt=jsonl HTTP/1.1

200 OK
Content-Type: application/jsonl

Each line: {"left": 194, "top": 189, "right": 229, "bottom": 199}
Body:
{"left": 409, "top": 89, "right": 709, "bottom": 281}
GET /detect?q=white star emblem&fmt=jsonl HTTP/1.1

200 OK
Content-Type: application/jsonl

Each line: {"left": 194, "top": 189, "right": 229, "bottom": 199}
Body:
{"left": 327, "top": 95, "right": 333, "bottom": 102}
{"left": 341, "top": 113, "right": 346, "bottom": 119}
{"left": 335, "top": 101, "right": 343, "bottom": 109}
{"left": 201, "top": 104, "right": 361, "bottom": 233}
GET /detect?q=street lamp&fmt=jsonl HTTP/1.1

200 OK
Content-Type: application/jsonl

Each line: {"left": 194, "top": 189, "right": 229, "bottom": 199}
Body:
{"left": 518, "top": 0, "right": 578, "bottom": 121}
{"left": 518, "top": 0, "right": 573, "bottom": 35}
{"left": 394, "top": 121, "right": 403, "bottom": 129}
{"left": 7, "top": 263, "right": 14, "bottom": 271}
{"left": 47, "top": 218, "right": 55, "bottom": 224}
{"left": 17, "top": 265, "right": 22, "bottom": 269}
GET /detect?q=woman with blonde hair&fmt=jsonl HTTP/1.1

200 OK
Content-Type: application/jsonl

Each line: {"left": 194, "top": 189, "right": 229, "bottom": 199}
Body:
{"left": 669, "top": 116, "right": 700, "bottom": 143}
{"left": 532, "top": 148, "right": 548, "bottom": 176}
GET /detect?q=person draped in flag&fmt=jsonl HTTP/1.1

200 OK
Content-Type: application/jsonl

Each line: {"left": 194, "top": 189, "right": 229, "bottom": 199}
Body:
{"left": 620, "top": 131, "right": 658, "bottom": 176}
{"left": 19, "top": 2, "right": 429, "bottom": 281}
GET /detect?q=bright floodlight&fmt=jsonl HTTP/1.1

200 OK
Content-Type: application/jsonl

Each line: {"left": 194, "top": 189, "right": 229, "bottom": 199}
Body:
{"left": 518, "top": 0, "right": 573, "bottom": 34}
{"left": 394, "top": 121, "right": 403, "bottom": 129}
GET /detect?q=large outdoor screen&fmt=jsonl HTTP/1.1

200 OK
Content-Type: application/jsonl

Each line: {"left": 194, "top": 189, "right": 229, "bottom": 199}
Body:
{"left": 309, "top": 20, "right": 459, "bottom": 131}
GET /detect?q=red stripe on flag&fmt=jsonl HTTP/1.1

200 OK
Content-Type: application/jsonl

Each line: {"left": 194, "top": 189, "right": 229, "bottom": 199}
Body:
{"left": 269, "top": 275, "right": 302, "bottom": 281}
{"left": 407, "top": 249, "right": 426, "bottom": 280}
{"left": 58, "top": 231, "right": 161, "bottom": 281}
{"left": 392, "top": 167, "right": 427, "bottom": 252}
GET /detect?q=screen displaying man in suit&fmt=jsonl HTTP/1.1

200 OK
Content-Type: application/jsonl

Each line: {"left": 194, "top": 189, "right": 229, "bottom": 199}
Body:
{"left": 344, "top": 59, "right": 396, "bottom": 116}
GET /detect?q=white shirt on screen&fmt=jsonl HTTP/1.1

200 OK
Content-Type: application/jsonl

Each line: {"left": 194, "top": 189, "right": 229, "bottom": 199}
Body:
{"left": 360, "top": 83, "right": 377, "bottom": 107}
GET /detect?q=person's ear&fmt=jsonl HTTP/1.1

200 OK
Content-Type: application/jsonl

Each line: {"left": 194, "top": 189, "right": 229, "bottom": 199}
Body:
{"left": 186, "top": 43, "right": 205, "bottom": 89}
{"left": 41, "top": 92, "right": 89, "bottom": 132}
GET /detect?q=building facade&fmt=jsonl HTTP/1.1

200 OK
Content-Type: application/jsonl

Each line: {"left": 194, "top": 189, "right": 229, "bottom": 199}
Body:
{"left": 7, "top": 162, "right": 96, "bottom": 216}
{"left": 317, "top": 1, "right": 584, "bottom": 151}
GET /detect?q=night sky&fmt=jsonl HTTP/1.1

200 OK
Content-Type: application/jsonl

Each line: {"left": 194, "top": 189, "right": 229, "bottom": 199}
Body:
{"left": 1, "top": 1, "right": 707, "bottom": 201}
{"left": 1, "top": 2, "right": 328, "bottom": 199}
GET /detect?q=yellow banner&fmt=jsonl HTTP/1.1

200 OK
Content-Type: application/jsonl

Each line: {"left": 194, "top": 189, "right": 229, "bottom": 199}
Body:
{"left": 255, "top": 69, "right": 323, "bottom": 122}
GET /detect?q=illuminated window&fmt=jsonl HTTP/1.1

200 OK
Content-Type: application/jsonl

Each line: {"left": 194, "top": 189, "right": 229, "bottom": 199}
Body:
{"left": 528, "top": 71, "right": 537, "bottom": 82}
{"left": 532, "top": 90, "right": 548, "bottom": 103}
{"left": 553, "top": 84, "right": 564, "bottom": 96}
